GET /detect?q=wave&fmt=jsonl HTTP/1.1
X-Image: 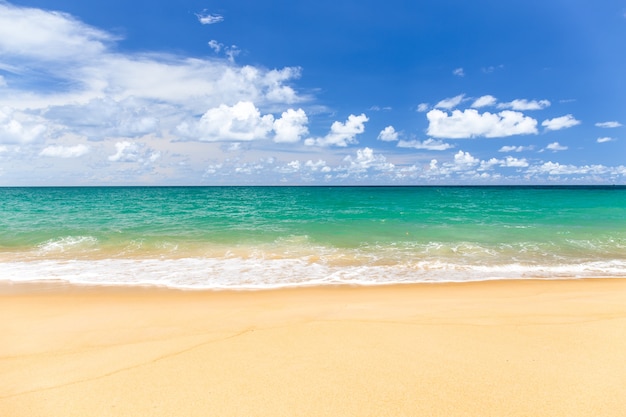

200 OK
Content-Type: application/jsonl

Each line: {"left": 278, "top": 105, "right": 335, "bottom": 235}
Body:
{"left": 37, "top": 236, "right": 99, "bottom": 253}
{"left": 2, "top": 257, "right": 626, "bottom": 290}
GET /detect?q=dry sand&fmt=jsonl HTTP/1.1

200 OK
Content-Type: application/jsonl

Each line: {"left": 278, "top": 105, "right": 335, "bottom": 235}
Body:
{"left": 1, "top": 279, "right": 626, "bottom": 416}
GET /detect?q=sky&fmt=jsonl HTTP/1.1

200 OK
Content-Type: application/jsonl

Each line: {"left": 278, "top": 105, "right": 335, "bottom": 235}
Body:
{"left": 0, "top": 0, "right": 625, "bottom": 185}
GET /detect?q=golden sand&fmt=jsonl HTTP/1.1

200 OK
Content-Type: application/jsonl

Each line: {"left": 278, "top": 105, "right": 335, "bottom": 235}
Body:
{"left": 1, "top": 279, "right": 626, "bottom": 416}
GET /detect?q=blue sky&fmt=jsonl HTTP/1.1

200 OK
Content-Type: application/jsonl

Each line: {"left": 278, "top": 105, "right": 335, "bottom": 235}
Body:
{"left": 0, "top": 0, "right": 625, "bottom": 185}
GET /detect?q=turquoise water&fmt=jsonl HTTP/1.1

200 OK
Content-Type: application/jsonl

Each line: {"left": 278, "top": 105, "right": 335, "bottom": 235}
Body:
{"left": 1, "top": 186, "right": 625, "bottom": 288}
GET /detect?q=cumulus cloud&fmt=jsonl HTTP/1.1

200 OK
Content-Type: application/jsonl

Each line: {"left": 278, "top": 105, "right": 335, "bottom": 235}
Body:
{"left": 377, "top": 126, "right": 398, "bottom": 142}
{"left": 178, "top": 101, "right": 275, "bottom": 142}
{"left": 196, "top": 12, "right": 224, "bottom": 25}
{"left": 497, "top": 99, "right": 550, "bottom": 111}
{"left": 273, "top": 108, "right": 309, "bottom": 143}
{"left": 108, "top": 141, "right": 160, "bottom": 164}
{"left": 277, "top": 160, "right": 302, "bottom": 174}
{"left": 40, "top": 144, "right": 89, "bottom": 158}
{"left": 417, "top": 103, "right": 430, "bottom": 112}
{"left": 453, "top": 150, "right": 480, "bottom": 168}
{"left": 305, "top": 114, "right": 368, "bottom": 147}
{"left": 397, "top": 139, "right": 454, "bottom": 151}
{"left": 526, "top": 162, "right": 618, "bottom": 176}
{"left": 0, "top": 108, "right": 47, "bottom": 144}
{"left": 545, "top": 142, "right": 568, "bottom": 151}
{"left": 305, "top": 159, "right": 330, "bottom": 172}
{"left": 178, "top": 103, "right": 309, "bottom": 143}
{"left": 595, "top": 121, "right": 622, "bottom": 128}
{"left": 471, "top": 95, "right": 497, "bottom": 108}
{"left": 453, "top": 68, "right": 465, "bottom": 77}
{"left": 435, "top": 94, "right": 465, "bottom": 110}
{"left": 177, "top": 144, "right": 626, "bottom": 185}
{"left": 426, "top": 150, "right": 531, "bottom": 180}
{"left": 340, "top": 147, "right": 394, "bottom": 174}
{"left": 478, "top": 156, "right": 529, "bottom": 170}
{"left": 500, "top": 156, "right": 529, "bottom": 167}
{"left": 542, "top": 115, "right": 581, "bottom": 131}
{"left": 108, "top": 141, "right": 140, "bottom": 162}
{"left": 426, "top": 109, "right": 538, "bottom": 139}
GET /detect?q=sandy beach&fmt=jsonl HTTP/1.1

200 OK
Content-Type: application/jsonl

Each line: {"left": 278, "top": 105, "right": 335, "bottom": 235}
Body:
{"left": 1, "top": 279, "right": 625, "bottom": 416}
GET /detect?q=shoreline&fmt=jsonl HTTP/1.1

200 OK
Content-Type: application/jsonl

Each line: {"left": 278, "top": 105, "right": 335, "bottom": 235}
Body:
{"left": 2, "top": 274, "right": 626, "bottom": 293}
{"left": 2, "top": 278, "right": 626, "bottom": 416}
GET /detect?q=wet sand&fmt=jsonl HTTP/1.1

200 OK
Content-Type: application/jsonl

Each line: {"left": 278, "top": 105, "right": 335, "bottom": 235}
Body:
{"left": 1, "top": 279, "right": 626, "bottom": 416}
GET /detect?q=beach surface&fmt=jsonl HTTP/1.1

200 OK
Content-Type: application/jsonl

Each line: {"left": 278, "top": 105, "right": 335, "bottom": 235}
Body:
{"left": 1, "top": 279, "right": 625, "bottom": 417}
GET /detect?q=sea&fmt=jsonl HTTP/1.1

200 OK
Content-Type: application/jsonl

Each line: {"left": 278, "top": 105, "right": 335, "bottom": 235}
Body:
{"left": 1, "top": 186, "right": 625, "bottom": 289}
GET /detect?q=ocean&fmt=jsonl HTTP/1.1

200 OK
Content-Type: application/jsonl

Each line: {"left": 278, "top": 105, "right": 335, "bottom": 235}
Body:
{"left": 1, "top": 186, "right": 625, "bottom": 289}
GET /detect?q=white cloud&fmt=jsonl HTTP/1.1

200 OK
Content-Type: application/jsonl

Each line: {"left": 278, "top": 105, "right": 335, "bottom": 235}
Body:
{"left": 545, "top": 142, "right": 568, "bottom": 151}
{"left": 498, "top": 145, "right": 534, "bottom": 152}
{"left": 595, "top": 121, "right": 622, "bottom": 128}
{"left": 262, "top": 67, "right": 302, "bottom": 103}
{"left": 368, "top": 105, "right": 392, "bottom": 112}
{"left": 0, "top": 3, "right": 305, "bottom": 122}
{"left": 0, "top": 2, "right": 115, "bottom": 62}
{"left": 597, "top": 137, "right": 615, "bottom": 143}
{"left": 497, "top": 99, "right": 550, "bottom": 111}
{"left": 178, "top": 101, "right": 275, "bottom": 142}
{"left": 0, "top": 108, "right": 47, "bottom": 144}
{"left": 471, "top": 95, "right": 497, "bottom": 108}
{"left": 225, "top": 143, "right": 243, "bottom": 152}
{"left": 426, "top": 109, "right": 538, "bottom": 139}
{"left": 397, "top": 139, "right": 454, "bottom": 151}
{"left": 479, "top": 158, "right": 501, "bottom": 170}
{"left": 541, "top": 114, "right": 581, "bottom": 131}
{"left": 453, "top": 150, "right": 480, "bottom": 168}
{"left": 108, "top": 141, "right": 139, "bottom": 162}
{"left": 527, "top": 162, "right": 614, "bottom": 176}
{"left": 305, "top": 159, "right": 330, "bottom": 172}
{"left": 427, "top": 150, "right": 530, "bottom": 180}
{"left": 108, "top": 141, "right": 160, "bottom": 164}
{"left": 305, "top": 114, "right": 368, "bottom": 147}
{"left": 273, "top": 108, "right": 308, "bottom": 143}
{"left": 277, "top": 160, "right": 301, "bottom": 174}
{"left": 377, "top": 126, "right": 398, "bottom": 142}
{"left": 435, "top": 94, "right": 465, "bottom": 110}
{"left": 501, "top": 156, "right": 529, "bottom": 167}
{"left": 40, "top": 144, "right": 89, "bottom": 158}
{"left": 42, "top": 97, "right": 160, "bottom": 140}
{"left": 207, "top": 40, "right": 240, "bottom": 62}
{"left": 341, "top": 148, "right": 394, "bottom": 174}
{"left": 4, "top": 2, "right": 625, "bottom": 186}
{"left": 453, "top": 68, "right": 465, "bottom": 77}
{"left": 196, "top": 12, "right": 224, "bottom": 25}
{"left": 468, "top": 155, "right": 529, "bottom": 170}
{"left": 208, "top": 40, "right": 222, "bottom": 53}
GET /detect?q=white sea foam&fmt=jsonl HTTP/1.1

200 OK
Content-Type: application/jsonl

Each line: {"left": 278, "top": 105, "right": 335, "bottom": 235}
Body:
{"left": 2, "top": 257, "right": 626, "bottom": 290}
{"left": 37, "top": 236, "right": 99, "bottom": 253}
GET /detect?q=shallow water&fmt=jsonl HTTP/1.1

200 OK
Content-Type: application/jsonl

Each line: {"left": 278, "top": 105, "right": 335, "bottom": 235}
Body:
{"left": 1, "top": 186, "right": 625, "bottom": 288}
